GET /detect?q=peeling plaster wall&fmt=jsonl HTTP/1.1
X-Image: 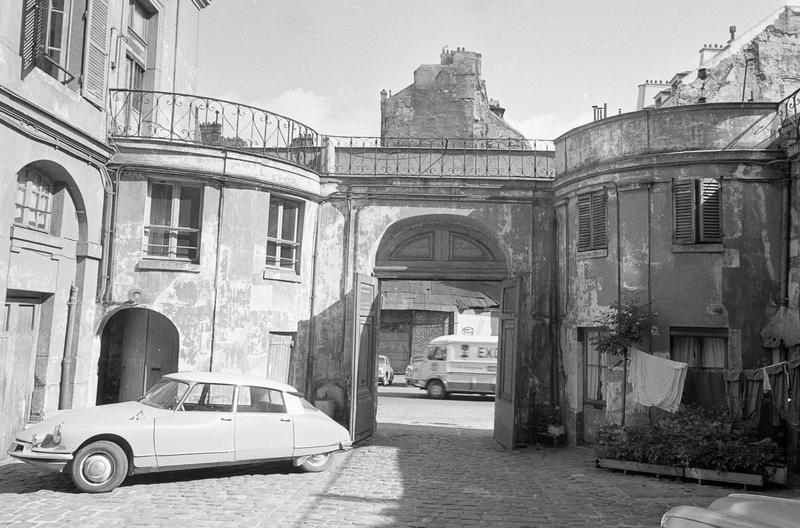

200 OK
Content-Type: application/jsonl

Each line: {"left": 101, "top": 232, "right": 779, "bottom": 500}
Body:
{"left": 309, "top": 179, "right": 553, "bottom": 426}
{"left": 107, "top": 146, "right": 320, "bottom": 390}
{"left": 556, "top": 103, "right": 785, "bottom": 443}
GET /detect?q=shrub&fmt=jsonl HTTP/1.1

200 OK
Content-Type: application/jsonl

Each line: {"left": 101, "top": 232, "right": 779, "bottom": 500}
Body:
{"left": 596, "top": 405, "right": 784, "bottom": 476}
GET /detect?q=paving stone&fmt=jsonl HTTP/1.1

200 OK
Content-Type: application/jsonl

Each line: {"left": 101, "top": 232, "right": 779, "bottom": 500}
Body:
{"left": 1, "top": 424, "right": 799, "bottom": 527}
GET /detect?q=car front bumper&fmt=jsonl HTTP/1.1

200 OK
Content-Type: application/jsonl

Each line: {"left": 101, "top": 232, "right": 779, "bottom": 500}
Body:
{"left": 8, "top": 441, "right": 73, "bottom": 473}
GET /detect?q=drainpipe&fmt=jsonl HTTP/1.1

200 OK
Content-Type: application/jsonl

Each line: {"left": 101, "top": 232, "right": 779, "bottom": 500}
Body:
{"left": 209, "top": 182, "right": 225, "bottom": 371}
{"left": 305, "top": 201, "right": 323, "bottom": 398}
{"left": 58, "top": 284, "right": 80, "bottom": 410}
{"left": 781, "top": 177, "right": 790, "bottom": 306}
{"left": 172, "top": 0, "right": 181, "bottom": 93}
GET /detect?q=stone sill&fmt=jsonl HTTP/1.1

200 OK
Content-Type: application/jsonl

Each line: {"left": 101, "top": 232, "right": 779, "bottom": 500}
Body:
{"left": 576, "top": 248, "right": 608, "bottom": 260}
{"left": 136, "top": 259, "right": 201, "bottom": 273}
{"left": 263, "top": 267, "right": 301, "bottom": 283}
{"left": 672, "top": 243, "right": 723, "bottom": 253}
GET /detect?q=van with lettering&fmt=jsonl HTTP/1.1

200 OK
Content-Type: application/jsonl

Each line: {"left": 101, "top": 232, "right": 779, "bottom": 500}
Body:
{"left": 406, "top": 335, "right": 498, "bottom": 399}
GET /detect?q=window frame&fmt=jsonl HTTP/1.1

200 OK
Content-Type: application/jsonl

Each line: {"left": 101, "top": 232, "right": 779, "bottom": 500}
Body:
{"left": 673, "top": 178, "right": 722, "bottom": 245}
{"left": 581, "top": 327, "right": 608, "bottom": 406}
{"left": 143, "top": 180, "right": 203, "bottom": 263}
{"left": 265, "top": 196, "right": 302, "bottom": 272}
{"left": 14, "top": 167, "right": 55, "bottom": 233}
{"left": 669, "top": 327, "right": 728, "bottom": 370}
{"left": 577, "top": 190, "right": 607, "bottom": 252}
{"left": 41, "top": 0, "right": 76, "bottom": 83}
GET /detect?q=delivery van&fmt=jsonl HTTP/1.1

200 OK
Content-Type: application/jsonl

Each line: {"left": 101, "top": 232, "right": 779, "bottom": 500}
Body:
{"left": 406, "top": 335, "right": 498, "bottom": 399}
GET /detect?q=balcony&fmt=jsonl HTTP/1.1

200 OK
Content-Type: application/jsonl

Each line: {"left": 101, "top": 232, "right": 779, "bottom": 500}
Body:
{"left": 108, "top": 90, "right": 555, "bottom": 179}
{"left": 324, "top": 136, "right": 555, "bottom": 178}
{"left": 108, "top": 89, "right": 321, "bottom": 171}
{"left": 778, "top": 85, "right": 800, "bottom": 153}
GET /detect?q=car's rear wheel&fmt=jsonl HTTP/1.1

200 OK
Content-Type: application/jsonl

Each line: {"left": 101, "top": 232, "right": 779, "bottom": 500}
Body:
{"left": 70, "top": 440, "right": 128, "bottom": 493}
{"left": 300, "top": 452, "right": 334, "bottom": 472}
{"left": 427, "top": 380, "right": 446, "bottom": 399}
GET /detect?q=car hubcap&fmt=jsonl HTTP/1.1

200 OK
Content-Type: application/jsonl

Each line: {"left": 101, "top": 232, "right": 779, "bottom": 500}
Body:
{"left": 308, "top": 454, "right": 327, "bottom": 466}
{"left": 83, "top": 454, "right": 113, "bottom": 483}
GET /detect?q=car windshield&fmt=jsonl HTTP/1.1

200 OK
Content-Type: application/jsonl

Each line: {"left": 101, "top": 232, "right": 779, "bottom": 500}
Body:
{"left": 139, "top": 379, "right": 190, "bottom": 410}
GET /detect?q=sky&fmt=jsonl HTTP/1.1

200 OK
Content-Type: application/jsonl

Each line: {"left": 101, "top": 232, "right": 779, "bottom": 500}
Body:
{"left": 197, "top": 0, "right": 790, "bottom": 140}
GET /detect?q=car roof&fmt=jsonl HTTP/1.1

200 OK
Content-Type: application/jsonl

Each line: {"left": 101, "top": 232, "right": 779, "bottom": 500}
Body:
{"left": 427, "top": 334, "right": 498, "bottom": 345}
{"left": 164, "top": 371, "right": 298, "bottom": 393}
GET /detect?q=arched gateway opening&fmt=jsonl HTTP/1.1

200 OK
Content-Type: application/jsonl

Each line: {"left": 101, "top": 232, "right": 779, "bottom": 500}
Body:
{"left": 352, "top": 215, "right": 509, "bottom": 440}
{"left": 97, "top": 308, "right": 179, "bottom": 404}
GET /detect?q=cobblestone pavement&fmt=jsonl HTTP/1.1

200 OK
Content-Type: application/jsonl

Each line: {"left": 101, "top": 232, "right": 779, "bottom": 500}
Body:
{"left": 1, "top": 424, "right": 798, "bottom": 528}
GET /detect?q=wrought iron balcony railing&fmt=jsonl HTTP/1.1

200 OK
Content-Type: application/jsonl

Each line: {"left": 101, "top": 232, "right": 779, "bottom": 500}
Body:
{"left": 108, "top": 90, "right": 556, "bottom": 179}
{"left": 108, "top": 89, "right": 321, "bottom": 170}
{"left": 777, "top": 85, "right": 800, "bottom": 148}
{"left": 325, "top": 136, "right": 556, "bottom": 178}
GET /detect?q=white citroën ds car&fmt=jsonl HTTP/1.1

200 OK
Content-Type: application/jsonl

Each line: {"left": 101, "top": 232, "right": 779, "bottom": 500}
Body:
{"left": 8, "top": 372, "right": 352, "bottom": 493}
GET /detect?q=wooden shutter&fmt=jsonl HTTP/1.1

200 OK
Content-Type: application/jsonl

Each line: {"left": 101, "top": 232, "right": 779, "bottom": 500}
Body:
{"left": 20, "top": 0, "right": 47, "bottom": 76}
{"left": 699, "top": 178, "right": 722, "bottom": 242}
{"left": 577, "top": 194, "right": 592, "bottom": 251}
{"left": 591, "top": 191, "right": 607, "bottom": 249}
{"left": 82, "top": 0, "right": 109, "bottom": 106}
{"left": 673, "top": 180, "right": 696, "bottom": 244}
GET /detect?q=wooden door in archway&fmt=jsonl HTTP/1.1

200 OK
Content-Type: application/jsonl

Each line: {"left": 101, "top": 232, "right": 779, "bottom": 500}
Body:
{"left": 0, "top": 297, "right": 40, "bottom": 453}
{"left": 99, "top": 309, "right": 179, "bottom": 403}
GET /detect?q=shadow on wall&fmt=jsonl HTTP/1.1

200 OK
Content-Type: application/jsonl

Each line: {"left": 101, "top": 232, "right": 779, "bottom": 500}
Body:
{"left": 293, "top": 289, "right": 355, "bottom": 426}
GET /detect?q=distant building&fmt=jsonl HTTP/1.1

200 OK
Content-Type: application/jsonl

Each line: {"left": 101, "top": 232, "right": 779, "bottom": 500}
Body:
{"left": 640, "top": 6, "right": 800, "bottom": 108}
{"left": 380, "top": 47, "right": 526, "bottom": 143}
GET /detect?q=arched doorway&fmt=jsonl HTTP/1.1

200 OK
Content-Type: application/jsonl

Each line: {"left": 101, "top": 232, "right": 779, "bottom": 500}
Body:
{"left": 97, "top": 308, "right": 179, "bottom": 404}
{"left": 0, "top": 160, "right": 89, "bottom": 453}
{"left": 375, "top": 214, "right": 508, "bottom": 374}
{"left": 351, "top": 214, "right": 510, "bottom": 440}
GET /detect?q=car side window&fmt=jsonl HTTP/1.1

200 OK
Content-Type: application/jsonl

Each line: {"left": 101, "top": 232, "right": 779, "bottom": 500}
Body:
{"left": 181, "top": 383, "right": 234, "bottom": 412}
{"left": 433, "top": 346, "right": 447, "bottom": 361}
{"left": 236, "top": 386, "right": 287, "bottom": 413}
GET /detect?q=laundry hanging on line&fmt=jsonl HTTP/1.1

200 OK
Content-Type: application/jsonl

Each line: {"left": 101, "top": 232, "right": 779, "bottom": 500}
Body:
{"left": 629, "top": 348, "right": 688, "bottom": 413}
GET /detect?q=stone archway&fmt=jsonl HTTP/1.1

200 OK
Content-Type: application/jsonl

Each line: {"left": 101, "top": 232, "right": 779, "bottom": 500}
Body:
{"left": 374, "top": 214, "right": 509, "bottom": 280}
{"left": 97, "top": 308, "right": 179, "bottom": 404}
{"left": 363, "top": 215, "right": 509, "bottom": 394}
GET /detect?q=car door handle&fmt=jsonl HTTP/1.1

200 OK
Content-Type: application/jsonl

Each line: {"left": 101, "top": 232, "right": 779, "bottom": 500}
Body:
{"left": 280, "top": 418, "right": 291, "bottom": 422}
{"left": 220, "top": 417, "right": 232, "bottom": 421}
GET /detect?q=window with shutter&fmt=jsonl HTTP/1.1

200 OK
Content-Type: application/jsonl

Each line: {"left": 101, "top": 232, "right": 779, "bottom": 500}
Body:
{"left": 673, "top": 179, "right": 721, "bottom": 244}
{"left": 20, "top": 0, "right": 47, "bottom": 76}
{"left": 673, "top": 180, "right": 695, "bottom": 244}
{"left": 82, "top": 0, "right": 109, "bottom": 106}
{"left": 699, "top": 179, "right": 721, "bottom": 242}
{"left": 577, "top": 190, "right": 607, "bottom": 252}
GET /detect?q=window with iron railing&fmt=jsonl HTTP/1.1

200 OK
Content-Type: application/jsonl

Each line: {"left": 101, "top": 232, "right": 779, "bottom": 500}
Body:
{"left": 144, "top": 181, "right": 202, "bottom": 262}
{"left": 15, "top": 167, "right": 54, "bottom": 233}
{"left": 266, "top": 198, "right": 301, "bottom": 272}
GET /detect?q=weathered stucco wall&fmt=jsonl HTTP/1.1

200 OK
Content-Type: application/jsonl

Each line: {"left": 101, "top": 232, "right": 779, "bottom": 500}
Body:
{"left": 106, "top": 144, "right": 320, "bottom": 389}
{"left": 556, "top": 103, "right": 778, "bottom": 176}
{"left": 308, "top": 176, "right": 554, "bottom": 426}
{"left": 555, "top": 103, "right": 786, "bottom": 443}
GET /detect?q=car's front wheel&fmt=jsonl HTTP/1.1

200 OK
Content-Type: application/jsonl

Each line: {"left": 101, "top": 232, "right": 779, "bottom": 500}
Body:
{"left": 427, "top": 380, "right": 447, "bottom": 399}
{"left": 300, "top": 452, "right": 334, "bottom": 472}
{"left": 70, "top": 440, "right": 129, "bottom": 493}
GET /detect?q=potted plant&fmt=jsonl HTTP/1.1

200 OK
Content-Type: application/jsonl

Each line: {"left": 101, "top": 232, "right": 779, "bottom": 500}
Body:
{"left": 593, "top": 299, "right": 651, "bottom": 426}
